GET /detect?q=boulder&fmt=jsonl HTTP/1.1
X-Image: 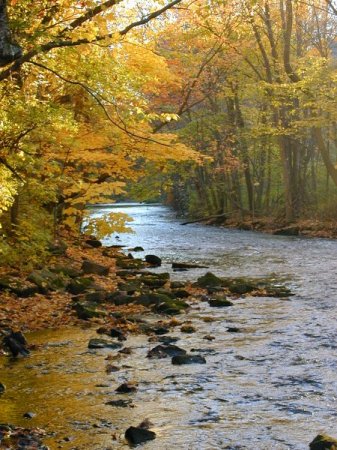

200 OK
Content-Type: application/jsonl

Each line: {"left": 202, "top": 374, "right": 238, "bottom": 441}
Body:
{"left": 117, "top": 281, "right": 142, "bottom": 294}
{"left": 107, "top": 291, "right": 135, "bottom": 306}
{"left": 136, "top": 293, "right": 172, "bottom": 307}
{"left": 116, "top": 382, "right": 137, "bottom": 393}
{"left": 116, "top": 257, "right": 145, "bottom": 269}
{"left": 147, "top": 344, "right": 186, "bottom": 359}
{"left": 0, "top": 383, "right": 5, "bottom": 394}
{"left": 28, "top": 269, "right": 69, "bottom": 293}
{"left": 50, "top": 266, "right": 82, "bottom": 278}
{"left": 170, "top": 281, "right": 186, "bottom": 289}
{"left": 74, "top": 302, "right": 106, "bottom": 320}
{"left": 88, "top": 339, "right": 122, "bottom": 350}
{"left": 125, "top": 426, "right": 156, "bottom": 445}
{"left": 129, "top": 246, "right": 144, "bottom": 252}
{"left": 85, "top": 238, "right": 102, "bottom": 248}
{"left": 172, "top": 354, "right": 206, "bottom": 365}
{"left": 81, "top": 260, "right": 109, "bottom": 276}
{"left": 228, "top": 282, "right": 256, "bottom": 295}
{"left": 309, "top": 434, "right": 337, "bottom": 449}
{"left": 145, "top": 254, "right": 162, "bottom": 267}
{"left": 48, "top": 240, "right": 67, "bottom": 255}
{"left": 156, "top": 299, "right": 189, "bottom": 315}
{"left": 208, "top": 298, "right": 233, "bottom": 307}
{"left": 140, "top": 275, "right": 167, "bottom": 288}
{"left": 196, "top": 272, "right": 224, "bottom": 288}
{"left": 110, "top": 328, "right": 127, "bottom": 341}
{"left": 173, "top": 289, "right": 190, "bottom": 298}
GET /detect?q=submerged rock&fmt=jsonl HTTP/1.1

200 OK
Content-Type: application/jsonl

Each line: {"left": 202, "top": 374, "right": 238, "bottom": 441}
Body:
{"left": 106, "top": 399, "right": 134, "bottom": 408}
{"left": 116, "top": 382, "right": 138, "bottom": 393}
{"left": 309, "top": 434, "right": 337, "bottom": 449}
{"left": 172, "top": 354, "right": 206, "bottom": 365}
{"left": 125, "top": 426, "right": 156, "bottom": 445}
{"left": 208, "top": 298, "right": 233, "bottom": 307}
{"left": 3, "top": 330, "right": 30, "bottom": 357}
{"left": 88, "top": 339, "right": 122, "bottom": 350}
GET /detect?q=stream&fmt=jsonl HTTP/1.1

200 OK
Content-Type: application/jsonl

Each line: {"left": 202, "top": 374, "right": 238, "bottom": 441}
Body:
{"left": 1, "top": 203, "right": 337, "bottom": 449}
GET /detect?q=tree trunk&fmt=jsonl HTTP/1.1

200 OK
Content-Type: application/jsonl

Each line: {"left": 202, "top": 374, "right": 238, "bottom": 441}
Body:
{"left": 0, "top": 0, "right": 22, "bottom": 67}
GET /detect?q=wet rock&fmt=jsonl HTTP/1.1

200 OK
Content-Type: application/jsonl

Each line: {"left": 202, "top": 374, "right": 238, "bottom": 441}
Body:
{"left": 172, "top": 354, "right": 206, "bottom": 365}
{"left": 117, "top": 280, "right": 142, "bottom": 294}
{"left": 153, "top": 326, "right": 169, "bottom": 335}
{"left": 157, "top": 336, "right": 179, "bottom": 344}
{"left": 3, "top": 330, "right": 30, "bottom": 357}
{"left": 88, "top": 339, "right": 122, "bottom": 350}
{"left": 147, "top": 344, "right": 186, "bottom": 359}
{"left": 228, "top": 282, "right": 255, "bottom": 295}
{"left": 208, "top": 298, "right": 233, "bottom": 307}
{"left": 119, "top": 347, "right": 132, "bottom": 355}
{"left": 67, "top": 277, "right": 95, "bottom": 295}
{"left": 129, "top": 246, "right": 144, "bottom": 252}
{"left": 136, "top": 293, "right": 171, "bottom": 307}
{"left": 309, "top": 434, "right": 337, "bottom": 449}
{"left": 125, "top": 426, "right": 156, "bottom": 445}
{"left": 23, "top": 412, "right": 36, "bottom": 419}
{"left": 110, "top": 328, "right": 127, "bottom": 341}
{"left": 203, "top": 335, "right": 215, "bottom": 341}
{"left": 74, "top": 302, "right": 106, "bottom": 320}
{"left": 180, "top": 324, "right": 196, "bottom": 333}
{"left": 85, "top": 238, "right": 102, "bottom": 248}
{"left": 227, "top": 327, "right": 241, "bottom": 333}
{"left": 28, "top": 269, "right": 69, "bottom": 293}
{"left": 140, "top": 275, "right": 167, "bottom": 288}
{"left": 0, "top": 276, "right": 39, "bottom": 298}
{"left": 116, "top": 382, "right": 138, "bottom": 393}
{"left": 156, "top": 299, "right": 189, "bottom": 315}
{"left": 82, "top": 260, "right": 110, "bottom": 276}
{"left": 106, "top": 364, "right": 120, "bottom": 373}
{"left": 145, "top": 254, "right": 162, "bottom": 267}
{"left": 0, "top": 383, "right": 5, "bottom": 394}
{"left": 196, "top": 272, "right": 224, "bottom": 288}
{"left": 170, "top": 281, "right": 186, "bottom": 289}
{"left": 173, "top": 289, "right": 190, "bottom": 298}
{"left": 172, "top": 262, "right": 208, "bottom": 269}
{"left": 106, "top": 399, "right": 134, "bottom": 407}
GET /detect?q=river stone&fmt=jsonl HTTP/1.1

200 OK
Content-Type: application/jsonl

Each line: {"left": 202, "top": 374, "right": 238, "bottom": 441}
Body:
{"left": 172, "top": 262, "right": 208, "bottom": 269}
{"left": 23, "top": 412, "right": 36, "bottom": 419}
{"left": 136, "top": 293, "right": 171, "bottom": 307}
{"left": 228, "top": 282, "right": 255, "bottom": 295}
{"left": 129, "top": 246, "right": 144, "bottom": 252}
{"left": 309, "top": 434, "right": 337, "bottom": 449}
{"left": 208, "top": 298, "right": 233, "bottom": 307}
{"left": 74, "top": 302, "right": 106, "bottom": 320}
{"left": 88, "top": 339, "right": 122, "bottom": 350}
{"left": 196, "top": 272, "right": 224, "bottom": 288}
{"left": 85, "top": 238, "right": 102, "bottom": 248}
{"left": 147, "top": 344, "right": 186, "bottom": 358}
{"left": 48, "top": 240, "right": 67, "bottom": 255}
{"left": 116, "top": 257, "right": 145, "bottom": 269}
{"left": 118, "top": 281, "right": 142, "bottom": 294}
{"left": 50, "top": 266, "right": 82, "bottom": 278}
{"left": 84, "top": 290, "right": 107, "bottom": 303}
{"left": 116, "top": 382, "right": 138, "bottom": 393}
{"left": 110, "top": 328, "right": 127, "bottom": 340}
{"left": 106, "top": 399, "right": 133, "bottom": 408}
{"left": 172, "top": 354, "right": 206, "bottom": 365}
{"left": 0, "top": 383, "right": 5, "bottom": 394}
{"left": 81, "top": 260, "right": 110, "bottom": 276}
{"left": 125, "top": 426, "right": 156, "bottom": 445}
{"left": 107, "top": 291, "right": 135, "bottom": 305}
{"left": 156, "top": 299, "right": 189, "bottom": 315}
{"left": 173, "top": 289, "right": 190, "bottom": 298}
{"left": 170, "top": 281, "right": 186, "bottom": 289}
{"left": 145, "top": 254, "right": 162, "bottom": 267}
{"left": 140, "top": 276, "right": 167, "bottom": 288}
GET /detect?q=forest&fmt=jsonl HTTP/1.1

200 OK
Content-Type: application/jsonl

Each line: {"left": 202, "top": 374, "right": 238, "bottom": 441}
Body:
{"left": 1, "top": 1, "right": 337, "bottom": 449}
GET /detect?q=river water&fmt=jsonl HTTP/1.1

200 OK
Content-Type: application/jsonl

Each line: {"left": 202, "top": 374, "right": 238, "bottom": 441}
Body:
{"left": 1, "top": 203, "right": 337, "bottom": 449}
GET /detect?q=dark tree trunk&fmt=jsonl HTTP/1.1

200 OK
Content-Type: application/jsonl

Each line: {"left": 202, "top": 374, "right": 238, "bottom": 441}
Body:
{"left": 0, "top": 0, "right": 22, "bottom": 67}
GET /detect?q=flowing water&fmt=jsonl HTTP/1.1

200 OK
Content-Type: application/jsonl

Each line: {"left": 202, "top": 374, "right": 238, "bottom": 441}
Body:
{"left": 1, "top": 203, "right": 337, "bottom": 449}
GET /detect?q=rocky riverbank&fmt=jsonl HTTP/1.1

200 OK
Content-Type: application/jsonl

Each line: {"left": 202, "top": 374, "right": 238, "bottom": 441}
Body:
{"left": 1, "top": 234, "right": 336, "bottom": 448}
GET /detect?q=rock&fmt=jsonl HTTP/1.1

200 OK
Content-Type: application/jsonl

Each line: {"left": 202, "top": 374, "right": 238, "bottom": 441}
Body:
{"left": 196, "top": 272, "right": 224, "bottom": 288}
{"left": 129, "top": 246, "right": 144, "bottom": 252}
{"left": 227, "top": 327, "right": 240, "bottom": 333}
{"left": 309, "top": 434, "right": 337, "bottom": 449}
{"left": 228, "top": 283, "right": 255, "bottom": 295}
{"left": 147, "top": 344, "right": 186, "bottom": 359}
{"left": 208, "top": 298, "right": 233, "bottom": 307}
{"left": 172, "top": 262, "right": 208, "bottom": 269}
{"left": 119, "top": 347, "right": 132, "bottom": 355}
{"left": 110, "top": 328, "right": 127, "bottom": 341}
{"left": 23, "top": 412, "right": 36, "bottom": 419}
{"left": 274, "top": 226, "right": 300, "bottom": 236}
{"left": 28, "top": 269, "right": 69, "bottom": 293}
{"left": 0, "top": 276, "right": 39, "bottom": 297}
{"left": 170, "top": 281, "right": 186, "bottom": 289}
{"left": 136, "top": 293, "right": 171, "bottom": 307}
{"left": 116, "top": 382, "right": 138, "bottom": 393}
{"left": 125, "top": 426, "right": 156, "bottom": 445}
{"left": 173, "top": 289, "right": 190, "bottom": 298}
{"left": 74, "top": 302, "right": 106, "bottom": 320}
{"left": 203, "top": 335, "right": 215, "bottom": 341}
{"left": 172, "top": 354, "right": 206, "bottom": 365}
{"left": 48, "top": 240, "right": 67, "bottom": 255}
{"left": 67, "top": 277, "right": 95, "bottom": 295}
{"left": 116, "top": 257, "right": 145, "bottom": 269}
{"left": 153, "top": 326, "right": 169, "bottom": 335}
{"left": 145, "top": 254, "right": 162, "bottom": 267}
{"left": 88, "top": 339, "right": 122, "bottom": 350}
{"left": 139, "top": 275, "right": 167, "bottom": 288}
{"left": 180, "top": 324, "right": 196, "bottom": 333}
{"left": 117, "top": 281, "right": 142, "bottom": 294}
{"left": 81, "top": 260, "right": 110, "bottom": 276}
{"left": 50, "top": 266, "right": 82, "bottom": 278}
{"left": 0, "top": 383, "right": 5, "bottom": 394}
{"left": 155, "top": 299, "right": 189, "bottom": 315}
{"left": 157, "top": 336, "right": 179, "bottom": 344}
{"left": 106, "top": 399, "right": 134, "bottom": 407}
{"left": 85, "top": 238, "right": 102, "bottom": 248}
{"left": 84, "top": 290, "right": 107, "bottom": 303}
{"left": 3, "top": 330, "right": 30, "bottom": 357}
